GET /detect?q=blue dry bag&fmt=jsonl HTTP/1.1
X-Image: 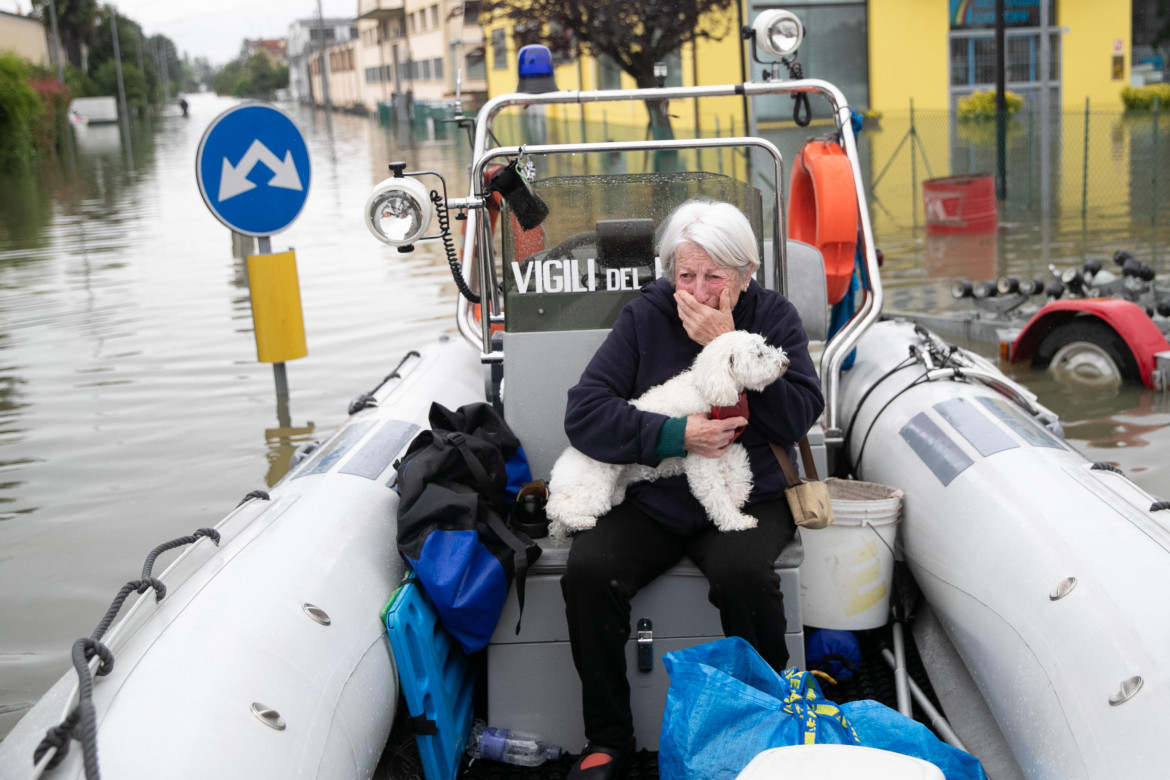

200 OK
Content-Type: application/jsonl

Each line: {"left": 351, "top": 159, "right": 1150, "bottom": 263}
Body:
{"left": 806, "top": 628, "right": 861, "bottom": 682}
{"left": 395, "top": 402, "right": 540, "bottom": 654}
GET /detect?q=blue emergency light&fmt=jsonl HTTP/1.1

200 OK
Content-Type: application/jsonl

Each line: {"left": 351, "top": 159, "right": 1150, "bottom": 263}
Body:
{"left": 516, "top": 45, "right": 558, "bottom": 93}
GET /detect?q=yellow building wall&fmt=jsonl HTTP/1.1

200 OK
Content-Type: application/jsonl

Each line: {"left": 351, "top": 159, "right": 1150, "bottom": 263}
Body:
{"left": 483, "top": 6, "right": 745, "bottom": 136}
{"left": 865, "top": 2, "right": 952, "bottom": 239}
{"left": 1059, "top": 2, "right": 1130, "bottom": 110}
{"left": 868, "top": 0, "right": 951, "bottom": 113}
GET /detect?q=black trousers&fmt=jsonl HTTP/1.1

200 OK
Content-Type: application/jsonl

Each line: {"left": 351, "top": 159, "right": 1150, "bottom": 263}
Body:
{"left": 560, "top": 497, "right": 796, "bottom": 751}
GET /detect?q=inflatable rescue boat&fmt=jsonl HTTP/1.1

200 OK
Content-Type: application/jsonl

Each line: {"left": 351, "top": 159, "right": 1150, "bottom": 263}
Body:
{"left": 3, "top": 8, "right": 1168, "bottom": 780}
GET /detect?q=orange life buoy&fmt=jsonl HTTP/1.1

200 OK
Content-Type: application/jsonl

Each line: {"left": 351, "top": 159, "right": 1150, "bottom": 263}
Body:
{"left": 787, "top": 140, "right": 859, "bottom": 305}
{"left": 472, "top": 164, "right": 547, "bottom": 262}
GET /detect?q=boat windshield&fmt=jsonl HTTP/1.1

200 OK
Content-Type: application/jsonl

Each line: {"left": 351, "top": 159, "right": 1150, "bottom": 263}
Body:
{"left": 500, "top": 169, "right": 765, "bottom": 333}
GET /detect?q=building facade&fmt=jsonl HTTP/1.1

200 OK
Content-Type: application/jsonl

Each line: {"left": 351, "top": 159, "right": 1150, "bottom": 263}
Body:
{"left": 243, "top": 38, "right": 289, "bottom": 67}
{"left": 481, "top": 0, "right": 1134, "bottom": 132}
{"left": 871, "top": 0, "right": 1130, "bottom": 113}
{"left": 0, "top": 10, "right": 50, "bottom": 68}
{"left": 307, "top": 0, "right": 487, "bottom": 114}
{"left": 288, "top": 17, "right": 358, "bottom": 103}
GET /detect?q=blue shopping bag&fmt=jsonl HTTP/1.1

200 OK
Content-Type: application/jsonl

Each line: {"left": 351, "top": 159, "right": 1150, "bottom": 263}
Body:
{"left": 841, "top": 699, "right": 987, "bottom": 780}
{"left": 659, "top": 637, "right": 860, "bottom": 780}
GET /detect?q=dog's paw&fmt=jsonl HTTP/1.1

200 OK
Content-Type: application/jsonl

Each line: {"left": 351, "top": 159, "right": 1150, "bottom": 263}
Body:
{"left": 548, "top": 520, "right": 572, "bottom": 544}
{"left": 713, "top": 512, "right": 758, "bottom": 532}
{"left": 548, "top": 514, "right": 596, "bottom": 543}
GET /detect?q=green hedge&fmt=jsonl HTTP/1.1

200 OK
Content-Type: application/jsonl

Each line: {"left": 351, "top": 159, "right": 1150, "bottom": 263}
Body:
{"left": 1120, "top": 83, "right": 1170, "bottom": 111}
{"left": 0, "top": 51, "right": 44, "bottom": 172}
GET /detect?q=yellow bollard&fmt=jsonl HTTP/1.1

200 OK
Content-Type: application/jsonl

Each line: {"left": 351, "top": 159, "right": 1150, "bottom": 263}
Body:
{"left": 246, "top": 250, "right": 307, "bottom": 363}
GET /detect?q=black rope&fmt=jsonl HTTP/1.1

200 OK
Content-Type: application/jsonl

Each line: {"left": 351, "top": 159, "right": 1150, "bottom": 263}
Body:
{"left": 432, "top": 189, "right": 480, "bottom": 304}
{"left": 33, "top": 708, "right": 79, "bottom": 769}
{"left": 847, "top": 332, "right": 973, "bottom": 477}
{"left": 785, "top": 58, "right": 812, "bottom": 127}
{"left": 236, "top": 490, "right": 270, "bottom": 508}
{"left": 141, "top": 528, "right": 220, "bottom": 585}
{"left": 348, "top": 351, "right": 421, "bottom": 415}
{"left": 853, "top": 371, "right": 931, "bottom": 475}
{"left": 33, "top": 528, "right": 222, "bottom": 779}
{"left": 1151, "top": 500, "right": 1170, "bottom": 512}
{"left": 1091, "top": 462, "right": 1124, "bottom": 474}
{"left": 348, "top": 392, "right": 377, "bottom": 415}
{"left": 840, "top": 354, "right": 917, "bottom": 472}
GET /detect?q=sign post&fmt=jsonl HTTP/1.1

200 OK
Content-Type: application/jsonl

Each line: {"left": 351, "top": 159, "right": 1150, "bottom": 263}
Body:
{"left": 196, "top": 104, "right": 311, "bottom": 399}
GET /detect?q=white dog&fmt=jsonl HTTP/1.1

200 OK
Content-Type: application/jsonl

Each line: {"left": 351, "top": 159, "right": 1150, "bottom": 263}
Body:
{"left": 546, "top": 331, "right": 789, "bottom": 541}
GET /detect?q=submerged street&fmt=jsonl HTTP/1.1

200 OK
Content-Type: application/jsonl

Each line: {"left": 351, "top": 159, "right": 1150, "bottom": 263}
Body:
{"left": 0, "top": 91, "right": 1168, "bottom": 740}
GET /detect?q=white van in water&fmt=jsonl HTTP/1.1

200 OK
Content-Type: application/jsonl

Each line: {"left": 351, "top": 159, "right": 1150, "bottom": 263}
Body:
{"left": 68, "top": 97, "right": 118, "bottom": 125}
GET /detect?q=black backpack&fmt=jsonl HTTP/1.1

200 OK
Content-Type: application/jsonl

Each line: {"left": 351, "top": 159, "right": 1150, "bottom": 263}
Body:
{"left": 395, "top": 402, "right": 541, "bottom": 653}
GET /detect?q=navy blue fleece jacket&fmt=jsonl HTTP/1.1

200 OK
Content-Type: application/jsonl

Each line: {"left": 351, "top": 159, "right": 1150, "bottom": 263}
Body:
{"left": 564, "top": 276, "right": 825, "bottom": 534}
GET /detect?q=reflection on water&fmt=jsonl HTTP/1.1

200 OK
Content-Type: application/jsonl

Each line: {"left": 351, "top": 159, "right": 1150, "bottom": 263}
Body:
{"left": 923, "top": 231, "right": 998, "bottom": 281}
{"left": 0, "top": 95, "right": 1166, "bottom": 740}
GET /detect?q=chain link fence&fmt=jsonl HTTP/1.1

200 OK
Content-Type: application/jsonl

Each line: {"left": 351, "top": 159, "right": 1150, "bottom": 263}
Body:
{"left": 484, "top": 98, "right": 1169, "bottom": 283}
{"left": 860, "top": 104, "right": 1169, "bottom": 270}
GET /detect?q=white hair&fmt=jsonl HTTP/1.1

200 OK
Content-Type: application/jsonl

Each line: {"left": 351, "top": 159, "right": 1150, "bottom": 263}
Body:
{"left": 658, "top": 198, "right": 759, "bottom": 284}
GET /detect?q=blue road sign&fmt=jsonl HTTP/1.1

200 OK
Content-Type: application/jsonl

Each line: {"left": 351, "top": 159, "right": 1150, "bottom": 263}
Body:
{"left": 196, "top": 104, "right": 311, "bottom": 237}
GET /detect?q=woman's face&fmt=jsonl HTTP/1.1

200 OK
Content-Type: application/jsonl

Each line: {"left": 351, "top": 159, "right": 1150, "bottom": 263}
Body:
{"left": 673, "top": 243, "right": 746, "bottom": 309}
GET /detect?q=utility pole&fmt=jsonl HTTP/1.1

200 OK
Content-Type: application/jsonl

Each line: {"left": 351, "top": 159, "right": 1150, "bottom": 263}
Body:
{"left": 994, "top": 0, "right": 1006, "bottom": 201}
{"left": 316, "top": 0, "right": 332, "bottom": 109}
{"left": 110, "top": 10, "right": 130, "bottom": 132}
{"left": 109, "top": 8, "right": 133, "bottom": 168}
{"left": 135, "top": 28, "right": 145, "bottom": 78}
{"left": 1039, "top": 0, "right": 1051, "bottom": 221}
{"left": 160, "top": 39, "right": 171, "bottom": 102}
{"left": 47, "top": 0, "right": 64, "bottom": 82}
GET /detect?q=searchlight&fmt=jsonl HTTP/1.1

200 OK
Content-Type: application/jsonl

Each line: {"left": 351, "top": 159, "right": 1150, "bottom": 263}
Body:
{"left": 751, "top": 9, "right": 804, "bottom": 59}
{"left": 364, "top": 171, "right": 434, "bottom": 250}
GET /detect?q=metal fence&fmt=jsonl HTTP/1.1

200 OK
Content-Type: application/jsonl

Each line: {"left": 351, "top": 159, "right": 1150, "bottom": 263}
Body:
{"left": 859, "top": 103, "right": 1169, "bottom": 265}
{"left": 482, "top": 99, "right": 1169, "bottom": 271}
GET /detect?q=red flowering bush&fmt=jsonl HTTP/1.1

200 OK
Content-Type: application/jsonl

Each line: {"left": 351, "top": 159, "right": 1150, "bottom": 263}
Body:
{"left": 30, "top": 77, "right": 73, "bottom": 156}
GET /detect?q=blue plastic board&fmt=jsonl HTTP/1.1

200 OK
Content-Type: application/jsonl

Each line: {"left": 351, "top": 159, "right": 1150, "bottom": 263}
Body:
{"left": 196, "top": 103, "right": 311, "bottom": 236}
{"left": 385, "top": 579, "right": 477, "bottom": 780}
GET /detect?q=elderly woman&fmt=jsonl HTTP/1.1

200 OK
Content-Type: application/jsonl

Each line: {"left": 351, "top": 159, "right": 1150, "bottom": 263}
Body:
{"left": 559, "top": 197, "right": 824, "bottom": 779}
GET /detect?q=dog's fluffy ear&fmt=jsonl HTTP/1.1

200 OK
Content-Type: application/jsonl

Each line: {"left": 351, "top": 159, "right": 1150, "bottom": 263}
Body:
{"left": 694, "top": 337, "right": 741, "bottom": 405}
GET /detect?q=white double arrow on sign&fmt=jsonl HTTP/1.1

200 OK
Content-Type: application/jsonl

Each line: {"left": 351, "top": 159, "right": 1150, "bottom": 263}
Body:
{"left": 218, "top": 139, "right": 304, "bottom": 202}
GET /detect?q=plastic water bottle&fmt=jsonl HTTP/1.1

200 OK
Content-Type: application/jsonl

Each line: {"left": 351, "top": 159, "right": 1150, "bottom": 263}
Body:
{"left": 466, "top": 720, "right": 562, "bottom": 766}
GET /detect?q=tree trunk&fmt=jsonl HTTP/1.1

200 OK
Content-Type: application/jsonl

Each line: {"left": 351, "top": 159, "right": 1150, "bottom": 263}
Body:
{"left": 645, "top": 96, "right": 673, "bottom": 139}
{"left": 64, "top": 34, "right": 83, "bottom": 70}
{"left": 643, "top": 96, "right": 678, "bottom": 172}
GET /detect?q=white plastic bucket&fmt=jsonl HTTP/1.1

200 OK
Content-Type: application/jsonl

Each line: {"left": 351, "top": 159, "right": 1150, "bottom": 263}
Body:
{"left": 798, "top": 478, "right": 903, "bottom": 630}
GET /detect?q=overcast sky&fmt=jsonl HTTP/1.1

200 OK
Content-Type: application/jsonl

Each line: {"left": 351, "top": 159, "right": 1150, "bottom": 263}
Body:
{"left": 1, "top": 0, "right": 359, "bottom": 66}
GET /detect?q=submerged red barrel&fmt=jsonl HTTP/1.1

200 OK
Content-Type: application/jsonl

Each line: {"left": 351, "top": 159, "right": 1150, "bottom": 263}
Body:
{"left": 922, "top": 174, "right": 998, "bottom": 234}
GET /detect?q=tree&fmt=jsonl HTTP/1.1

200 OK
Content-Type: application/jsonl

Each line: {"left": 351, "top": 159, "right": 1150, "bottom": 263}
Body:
{"left": 211, "top": 60, "right": 244, "bottom": 96}
{"left": 84, "top": 12, "right": 170, "bottom": 108}
{"left": 149, "top": 34, "right": 191, "bottom": 98}
{"left": 33, "top": 0, "right": 99, "bottom": 70}
{"left": 188, "top": 56, "right": 216, "bottom": 91}
{"left": 481, "top": 0, "right": 738, "bottom": 138}
{"left": 210, "top": 54, "right": 288, "bottom": 98}
{"left": 91, "top": 61, "right": 149, "bottom": 111}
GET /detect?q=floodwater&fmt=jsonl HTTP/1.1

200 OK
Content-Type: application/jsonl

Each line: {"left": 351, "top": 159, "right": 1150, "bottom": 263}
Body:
{"left": 1, "top": 93, "right": 1167, "bottom": 740}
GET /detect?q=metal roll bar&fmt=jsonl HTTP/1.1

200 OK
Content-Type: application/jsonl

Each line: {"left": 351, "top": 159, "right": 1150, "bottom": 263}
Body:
{"left": 454, "top": 78, "right": 883, "bottom": 441}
